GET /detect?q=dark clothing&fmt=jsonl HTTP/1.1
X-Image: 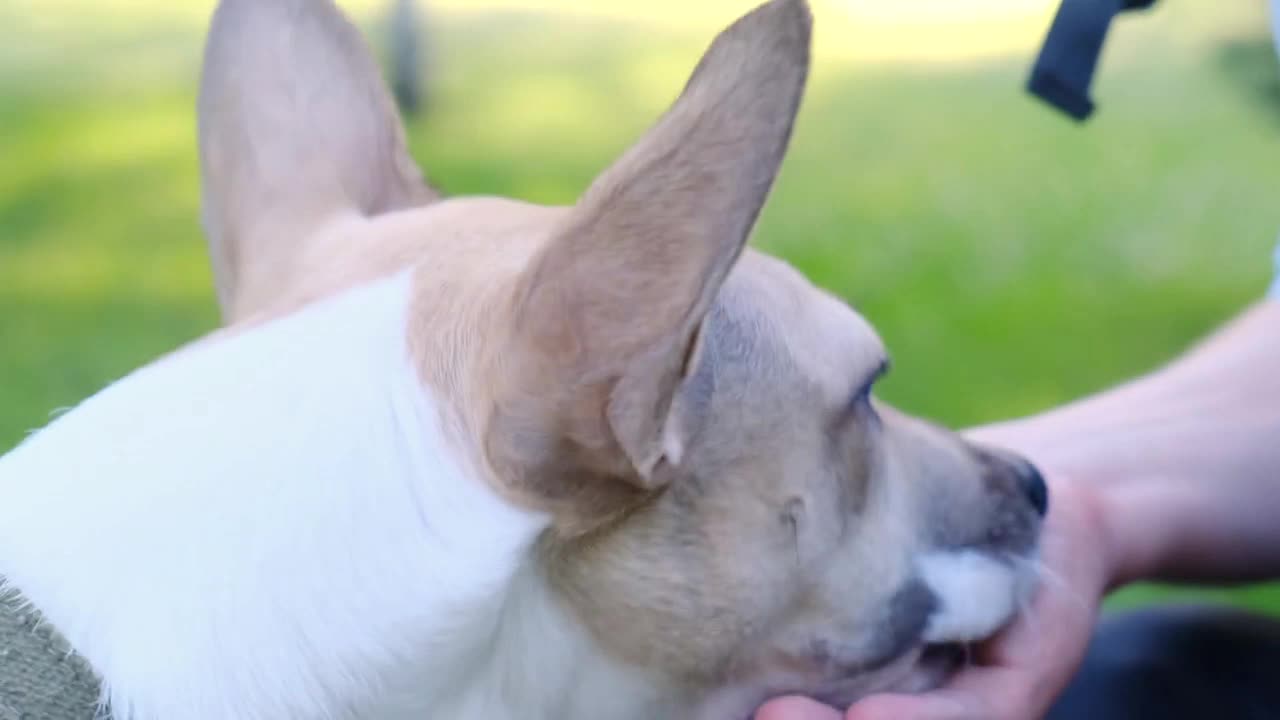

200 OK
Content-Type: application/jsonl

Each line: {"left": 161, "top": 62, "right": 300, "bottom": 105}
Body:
{"left": 1048, "top": 604, "right": 1280, "bottom": 720}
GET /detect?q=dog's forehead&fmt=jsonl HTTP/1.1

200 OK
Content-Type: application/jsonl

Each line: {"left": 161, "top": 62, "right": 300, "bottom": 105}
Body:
{"left": 716, "top": 251, "right": 885, "bottom": 400}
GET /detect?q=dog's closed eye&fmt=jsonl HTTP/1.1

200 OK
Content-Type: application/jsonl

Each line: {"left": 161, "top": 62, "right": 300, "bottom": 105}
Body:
{"left": 781, "top": 497, "right": 805, "bottom": 564}
{"left": 836, "top": 358, "right": 890, "bottom": 426}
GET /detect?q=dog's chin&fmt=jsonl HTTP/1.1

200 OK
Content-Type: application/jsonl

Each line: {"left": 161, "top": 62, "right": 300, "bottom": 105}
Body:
{"left": 698, "top": 639, "right": 987, "bottom": 720}
{"left": 812, "top": 551, "right": 1041, "bottom": 707}
{"left": 802, "top": 637, "right": 1002, "bottom": 710}
{"left": 784, "top": 641, "right": 959, "bottom": 711}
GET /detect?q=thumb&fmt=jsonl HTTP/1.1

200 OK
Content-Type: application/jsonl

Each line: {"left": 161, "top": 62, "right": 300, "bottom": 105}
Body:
{"left": 754, "top": 697, "right": 843, "bottom": 720}
{"left": 844, "top": 690, "right": 989, "bottom": 720}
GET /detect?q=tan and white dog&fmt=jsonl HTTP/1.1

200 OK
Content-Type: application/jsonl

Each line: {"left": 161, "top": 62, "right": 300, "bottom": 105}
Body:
{"left": 0, "top": 1, "right": 1047, "bottom": 718}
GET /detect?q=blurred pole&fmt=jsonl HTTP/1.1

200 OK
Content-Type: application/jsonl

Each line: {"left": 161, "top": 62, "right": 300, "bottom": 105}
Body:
{"left": 388, "top": 0, "right": 427, "bottom": 116}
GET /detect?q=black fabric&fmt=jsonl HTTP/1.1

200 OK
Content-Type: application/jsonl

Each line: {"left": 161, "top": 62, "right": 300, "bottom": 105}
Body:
{"left": 1028, "top": 0, "right": 1159, "bottom": 121}
{"left": 1047, "top": 604, "right": 1280, "bottom": 720}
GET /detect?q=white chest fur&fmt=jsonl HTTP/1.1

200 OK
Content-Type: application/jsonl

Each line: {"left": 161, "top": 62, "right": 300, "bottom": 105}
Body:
{"left": 0, "top": 274, "right": 627, "bottom": 720}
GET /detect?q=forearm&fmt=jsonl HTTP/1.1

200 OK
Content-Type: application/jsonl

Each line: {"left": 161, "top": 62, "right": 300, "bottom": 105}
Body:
{"left": 970, "top": 300, "right": 1280, "bottom": 586}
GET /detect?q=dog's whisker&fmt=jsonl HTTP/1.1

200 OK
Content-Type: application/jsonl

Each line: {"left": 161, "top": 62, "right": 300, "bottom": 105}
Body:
{"left": 1026, "top": 557, "right": 1089, "bottom": 616}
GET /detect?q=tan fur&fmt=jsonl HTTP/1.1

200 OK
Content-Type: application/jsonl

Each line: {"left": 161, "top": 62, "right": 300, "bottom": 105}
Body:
{"left": 197, "top": 0, "right": 1045, "bottom": 708}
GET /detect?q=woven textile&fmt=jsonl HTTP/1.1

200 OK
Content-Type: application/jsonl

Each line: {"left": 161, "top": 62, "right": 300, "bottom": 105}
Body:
{"left": 0, "top": 597, "right": 102, "bottom": 720}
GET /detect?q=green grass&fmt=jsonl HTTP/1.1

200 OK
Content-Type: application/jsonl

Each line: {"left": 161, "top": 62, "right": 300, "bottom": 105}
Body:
{"left": 2, "top": 1, "right": 1279, "bottom": 612}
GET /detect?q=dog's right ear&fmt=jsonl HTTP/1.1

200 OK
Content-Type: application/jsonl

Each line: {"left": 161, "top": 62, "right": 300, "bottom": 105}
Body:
{"left": 489, "top": 0, "right": 811, "bottom": 533}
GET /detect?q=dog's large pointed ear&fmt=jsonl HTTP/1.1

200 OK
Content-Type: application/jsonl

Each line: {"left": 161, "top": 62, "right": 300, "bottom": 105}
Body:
{"left": 492, "top": 0, "right": 810, "bottom": 517}
{"left": 199, "top": 0, "right": 439, "bottom": 320}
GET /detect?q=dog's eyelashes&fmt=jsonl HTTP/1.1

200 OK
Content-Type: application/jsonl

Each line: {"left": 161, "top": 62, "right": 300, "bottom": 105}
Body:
{"left": 853, "top": 385, "right": 873, "bottom": 407}
{"left": 781, "top": 497, "right": 805, "bottom": 564}
{"left": 868, "top": 358, "right": 891, "bottom": 388}
{"left": 841, "top": 358, "right": 890, "bottom": 420}
{"left": 835, "top": 384, "right": 874, "bottom": 427}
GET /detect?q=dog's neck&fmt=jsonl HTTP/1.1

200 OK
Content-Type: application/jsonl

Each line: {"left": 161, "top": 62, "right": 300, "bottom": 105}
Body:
{"left": 401, "top": 559, "right": 679, "bottom": 720}
{"left": 0, "top": 273, "right": 670, "bottom": 720}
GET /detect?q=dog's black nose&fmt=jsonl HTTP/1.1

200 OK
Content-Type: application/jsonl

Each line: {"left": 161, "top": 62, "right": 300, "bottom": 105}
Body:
{"left": 1018, "top": 461, "right": 1049, "bottom": 517}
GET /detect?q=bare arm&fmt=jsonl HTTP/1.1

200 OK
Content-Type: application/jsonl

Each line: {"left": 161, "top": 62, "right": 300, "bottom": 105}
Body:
{"left": 971, "top": 299, "right": 1280, "bottom": 585}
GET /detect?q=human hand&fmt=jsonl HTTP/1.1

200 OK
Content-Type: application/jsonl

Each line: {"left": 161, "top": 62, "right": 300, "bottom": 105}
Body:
{"left": 755, "top": 476, "right": 1116, "bottom": 720}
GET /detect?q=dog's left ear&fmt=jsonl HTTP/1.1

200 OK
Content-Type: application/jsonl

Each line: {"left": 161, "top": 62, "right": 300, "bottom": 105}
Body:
{"left": 490, "top": 0, "right": 810, "bottom": 524}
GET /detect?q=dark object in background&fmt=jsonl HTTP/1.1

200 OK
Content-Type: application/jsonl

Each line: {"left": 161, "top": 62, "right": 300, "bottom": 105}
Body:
{"left": 1028, "top": 0, "right": 1158, "bottom": 121}
{"left": 388, "top": 0, "right": 427, "bottom": 116}
{"left": 1217, "top": 37, "right": 1280, "bottom": 126}
{"left": 1046, "top": 605, "right": 1280, "bottom": 720}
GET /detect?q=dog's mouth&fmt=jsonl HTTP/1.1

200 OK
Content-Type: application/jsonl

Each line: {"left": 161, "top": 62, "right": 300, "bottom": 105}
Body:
{"left": 825, "top": 550, "right": 1036, "bottom": 688}
{"left": 877, "top": 549, "right": 1042, "bottom": 695}
{"left": 832, "top": 549, "right": 1041, "bottom": 699}
{"left": 792, "top": 641, "right": 966, "bottom": 711}
{"left": 731, "top": 550, "right": 1041, "bottom": 716}
{"left": 916, "top": 640, "right": 968, "bottom": 679}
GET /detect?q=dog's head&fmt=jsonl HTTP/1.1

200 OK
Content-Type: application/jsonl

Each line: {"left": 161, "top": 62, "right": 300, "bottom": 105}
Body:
{"left": 200, "top": 0, "right": 1045, "bottom": 710}
{"left": 469, "top": 0, "right": 1046, "bottom": 706}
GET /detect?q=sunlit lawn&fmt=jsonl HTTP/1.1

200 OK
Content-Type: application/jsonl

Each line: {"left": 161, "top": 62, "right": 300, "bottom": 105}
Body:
{"left": 2, "top": 0, "right": 1280, "bottom": 611}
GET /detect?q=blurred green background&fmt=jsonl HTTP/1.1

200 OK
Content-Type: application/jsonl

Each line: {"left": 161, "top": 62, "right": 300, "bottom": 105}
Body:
{"left": 2, "top": 0, "right": 1279, "bottom": 610}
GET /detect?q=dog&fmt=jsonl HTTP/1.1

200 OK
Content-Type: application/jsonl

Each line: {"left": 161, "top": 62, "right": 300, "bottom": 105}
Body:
{"left": 0, "top": 1, "right": 1048, "bottom": 718}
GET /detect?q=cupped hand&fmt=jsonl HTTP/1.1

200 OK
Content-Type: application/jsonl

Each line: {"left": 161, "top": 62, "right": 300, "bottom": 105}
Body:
{"left": 755, "top": 476, "right": 1115, "bottom": 720}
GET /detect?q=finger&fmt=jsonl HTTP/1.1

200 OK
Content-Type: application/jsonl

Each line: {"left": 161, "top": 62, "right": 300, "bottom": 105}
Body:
{"left": 855, "top": 655, "right": 1078, "bottom": 720}
{"left": 755, "top": 696, "right": 844, "bottom": 720}
{"left": 843, "top": 689, "right": 987, "bottom": 720}
{"left": 942, "top": 662, "right": 1052, "bottom": 718}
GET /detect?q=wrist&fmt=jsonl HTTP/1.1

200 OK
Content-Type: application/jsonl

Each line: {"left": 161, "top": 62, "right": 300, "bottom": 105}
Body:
{"left": 1088, "top": 476, "right": 1170, "bottom": 588}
